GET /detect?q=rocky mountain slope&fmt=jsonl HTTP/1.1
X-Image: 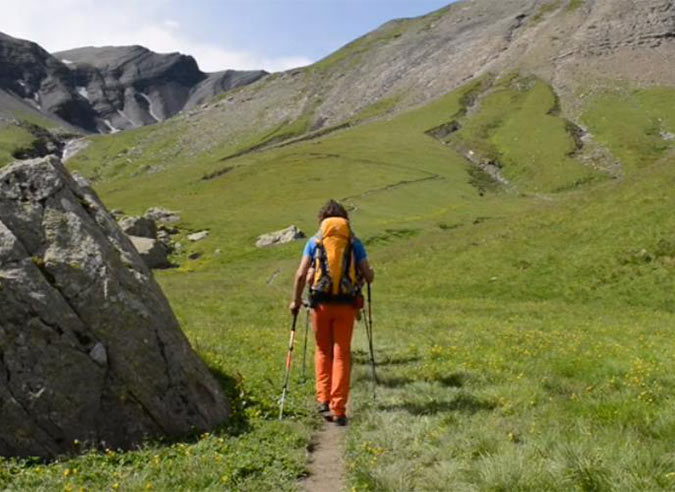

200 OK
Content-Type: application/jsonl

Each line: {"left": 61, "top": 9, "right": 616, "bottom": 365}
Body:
{"left": 53, "top": 45, "right": 266, "bottom": 132}
{"left": 5, "top": 0, "right": 673, "bottom": 167}
{"left": 76, "top": 0, "right": 672, "bottom": 173}
{"left": 0, "top": 31, "right": 266, "bottom": 134}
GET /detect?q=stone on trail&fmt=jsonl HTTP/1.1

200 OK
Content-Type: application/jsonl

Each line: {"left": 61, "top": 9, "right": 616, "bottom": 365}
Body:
{"left": 0, "top": 156, "right": 228, "bottom": 459}
{"left": 256, "top": 225, "right": 305, "bottom": 248}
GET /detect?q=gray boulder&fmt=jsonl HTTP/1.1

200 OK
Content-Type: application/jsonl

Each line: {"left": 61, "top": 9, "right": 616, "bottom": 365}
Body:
{"left": 119, "top": 215, "right": 157, "bottom": 239}
{"left": 144, "top": 207, "right": 181, "bottom": 224}
{"left": 0, "top": 156, "right": 228, "bottom": 458}
{"left": 129, "top": 236, "right": 171, "bottom": 268}
{"left": 256, "top": 225, "right": 306, "bottom": 248}
{"left": 129, "top": 236, "right": 170, "bottom": 269}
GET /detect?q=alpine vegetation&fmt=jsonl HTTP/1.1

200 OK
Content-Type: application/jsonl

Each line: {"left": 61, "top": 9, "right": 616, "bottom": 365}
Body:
{"left": 0, "top": 0, "right": 673, "bottom": 490}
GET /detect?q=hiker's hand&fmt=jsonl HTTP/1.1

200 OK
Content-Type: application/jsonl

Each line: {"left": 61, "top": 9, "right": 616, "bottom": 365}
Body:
{"left": 359, "top": 260, "right": 375, "bottom": 284}
{"left": 289, "top": 300, "right": 301, "bottom": 315}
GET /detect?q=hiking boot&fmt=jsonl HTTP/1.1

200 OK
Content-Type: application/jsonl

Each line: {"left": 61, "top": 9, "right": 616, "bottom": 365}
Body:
{"left": 334, "top": 415, "right": 348, "bottom": 426}
{"left": 316, "top": 402, "right": 330, "bottom": 414}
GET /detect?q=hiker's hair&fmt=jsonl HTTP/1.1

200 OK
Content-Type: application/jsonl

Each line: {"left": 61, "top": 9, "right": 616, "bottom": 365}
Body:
{"left": 317, "top": 199, "right": 349, "bottom": 222}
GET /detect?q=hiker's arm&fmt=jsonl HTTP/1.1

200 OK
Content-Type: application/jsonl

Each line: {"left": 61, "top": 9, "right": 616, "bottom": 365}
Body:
{"left": 290, "top": 255, "right": 311, "bottom": 314}
{"left": 353, "top": 238, "right": 373, "bottom": 284}
{"left": 359, "top": 259, "right": 375, "bottom": 284}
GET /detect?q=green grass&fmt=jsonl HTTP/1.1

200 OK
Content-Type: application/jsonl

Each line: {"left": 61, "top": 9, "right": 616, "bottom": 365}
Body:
{"left": 346, "top": 299, "right": 674, "bottom": 491}
{"left": 566, "top": 0, "right": 585, "bottom": 12}
{"left": 350, "top": 95, "right": 403, "bottom": 124}
{"left": 12, "top": 110, "right": 65, "bottom": 132}
{"left": 67, "top": 123, "right": 186, "bottom": 181}
{"left": 582, "top": 87, "right": 675, "bottom": 172}
{"left": 2, "top": 75, "right": 674, "bottom": 490}
{"left": 0, "top": 123, "right": 39, "bottom": 166}
{"left": 450, "top": 76, "right": 600, "bottom": 192}
{"left": 0, "top": 108, "right": 74, "bottom": 167}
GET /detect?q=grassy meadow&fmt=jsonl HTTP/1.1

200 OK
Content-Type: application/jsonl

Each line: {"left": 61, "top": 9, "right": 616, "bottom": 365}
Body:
{"left": 0, "top": 123, "right": 39, "bottom": 166}
{"left": 1, "top": 76, "right": 674, "bottom": 490}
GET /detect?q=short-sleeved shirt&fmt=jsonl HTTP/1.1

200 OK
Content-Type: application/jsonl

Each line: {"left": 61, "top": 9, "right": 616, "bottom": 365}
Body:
{"left": 302, "top": 235, "right": 367, "bottom": 264}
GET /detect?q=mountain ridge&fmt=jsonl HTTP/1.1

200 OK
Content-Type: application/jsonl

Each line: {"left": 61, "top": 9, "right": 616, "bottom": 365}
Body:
{"left": 53, "top": 44, "right": 267, "bottom": 132}
{"left": 92, "top": 0, "right": 673, "bottom": 175}
{"left": 0, "top": 31, "right": 267, "bottom": 134}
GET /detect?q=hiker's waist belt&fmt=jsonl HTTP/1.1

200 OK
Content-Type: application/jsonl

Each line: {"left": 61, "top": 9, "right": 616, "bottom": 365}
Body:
{"left": 309, "top": 291, "right": 357, "bottom": 306}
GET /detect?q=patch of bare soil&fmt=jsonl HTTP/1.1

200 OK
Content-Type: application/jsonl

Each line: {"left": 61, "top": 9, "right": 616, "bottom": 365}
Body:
{"left": 300, "top": 420, "right": 347, "bottom": 492}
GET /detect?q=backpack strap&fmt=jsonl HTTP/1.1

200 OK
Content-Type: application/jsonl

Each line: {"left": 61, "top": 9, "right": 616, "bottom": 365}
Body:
{"left": 312, "top": 239, "right": 332, "bottom": 294}
{"left": 339, "top": 233, "right": 358, "bottom": 296}
{"left": 340, "top": 238, "right": 351, "bottom": 291}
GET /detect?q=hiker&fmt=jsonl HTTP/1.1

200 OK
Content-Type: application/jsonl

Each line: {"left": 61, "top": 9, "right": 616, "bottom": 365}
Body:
{"left": 289, "top": 200, "right": 374, "bottom": 426}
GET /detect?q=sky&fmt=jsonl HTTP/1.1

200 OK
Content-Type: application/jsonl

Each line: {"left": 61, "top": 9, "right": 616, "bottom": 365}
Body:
{"left": 0, "top": 0, "right": 455, "bottom": 72}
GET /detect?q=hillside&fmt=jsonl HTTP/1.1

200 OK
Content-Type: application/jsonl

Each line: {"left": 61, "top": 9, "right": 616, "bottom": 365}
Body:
{"left": 1, "top": 0, "right": 674, "bottom": 490}
{"left": 64, "top": 0, "right": 675, "bottom": 180}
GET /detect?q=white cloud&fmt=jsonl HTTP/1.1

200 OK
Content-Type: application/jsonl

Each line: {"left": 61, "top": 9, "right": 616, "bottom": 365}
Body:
{"left": 0, "top": 0, "right": 313, "bottom": 72}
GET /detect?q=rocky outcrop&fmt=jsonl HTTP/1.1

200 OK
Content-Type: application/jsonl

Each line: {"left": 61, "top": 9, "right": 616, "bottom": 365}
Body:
{"left": 256, "top": 225, "right": 305, "bottom": 248}
{"left": 0, "top": 32, "right": 97, "bottom": 131}
{"left": 51, "top": 45, "right": 267, "bottom": 132}
{"left": 0, "top": 156, "right": 228, "bottom": 458}
{"left": 119, "top": 216, "right": 157, "bottom": 239}
{"left": 129, "top": 236, "right": 171, "bottom": 269}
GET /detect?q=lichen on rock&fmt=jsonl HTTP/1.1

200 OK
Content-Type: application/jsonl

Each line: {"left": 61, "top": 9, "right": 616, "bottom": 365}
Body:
{"left": 0, "top": 156, "right": 228, "bottom": 458}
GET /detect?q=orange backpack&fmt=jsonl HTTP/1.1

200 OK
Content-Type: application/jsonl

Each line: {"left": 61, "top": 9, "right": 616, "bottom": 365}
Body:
{"left": 310, "top": 217, "right": 360, "bottom": 304}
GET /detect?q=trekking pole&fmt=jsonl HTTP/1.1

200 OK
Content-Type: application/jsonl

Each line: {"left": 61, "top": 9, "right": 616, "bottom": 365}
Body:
{"left": 366, "top": 283, "right": 378, "bottom": 397}
{"left": 301, "top": 301, "right": 310, "bottom": 382}
{"left": 278, "top": 311, "right": 299, "bottom": 420}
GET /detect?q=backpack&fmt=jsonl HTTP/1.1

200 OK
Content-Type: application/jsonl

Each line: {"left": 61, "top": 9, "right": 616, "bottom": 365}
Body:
{"left": 309, "top": 217, "right": 361, "bottom": 305}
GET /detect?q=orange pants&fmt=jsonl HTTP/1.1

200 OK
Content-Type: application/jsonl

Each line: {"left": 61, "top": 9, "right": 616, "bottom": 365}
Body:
{"left": 311, "top": 303, "right": 356, "bottom": 417}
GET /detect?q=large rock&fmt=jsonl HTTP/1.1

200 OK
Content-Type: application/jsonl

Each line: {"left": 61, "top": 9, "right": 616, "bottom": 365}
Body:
{"left": 0, "top": 156, "right": 228, "bottom": 458}
{"left": 256, "top": 225, "right": 305, "bottom": 248}
{"left": 129, "top": 236, "right": 170, "bottom": 269}
{"left": 119, "top": 215, "right": 157, "bottom": 239}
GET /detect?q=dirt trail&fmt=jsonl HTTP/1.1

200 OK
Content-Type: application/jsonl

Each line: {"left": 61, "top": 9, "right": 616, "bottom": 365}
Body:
{"left": 301, "top": 420, "right": 347, "bottom": 492}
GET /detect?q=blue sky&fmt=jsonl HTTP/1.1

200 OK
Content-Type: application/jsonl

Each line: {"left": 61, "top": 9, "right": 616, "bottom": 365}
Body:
{"left": 170, "top": 1, "right": 455, "bottom": 64}
{"left": 1, "top": 0, "right": 454, "bottom": 72}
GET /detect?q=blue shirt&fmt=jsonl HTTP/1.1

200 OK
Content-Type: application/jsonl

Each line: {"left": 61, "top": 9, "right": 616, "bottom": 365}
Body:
{"left": 302, "top": 236, "right": 367, "bottom": 264}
